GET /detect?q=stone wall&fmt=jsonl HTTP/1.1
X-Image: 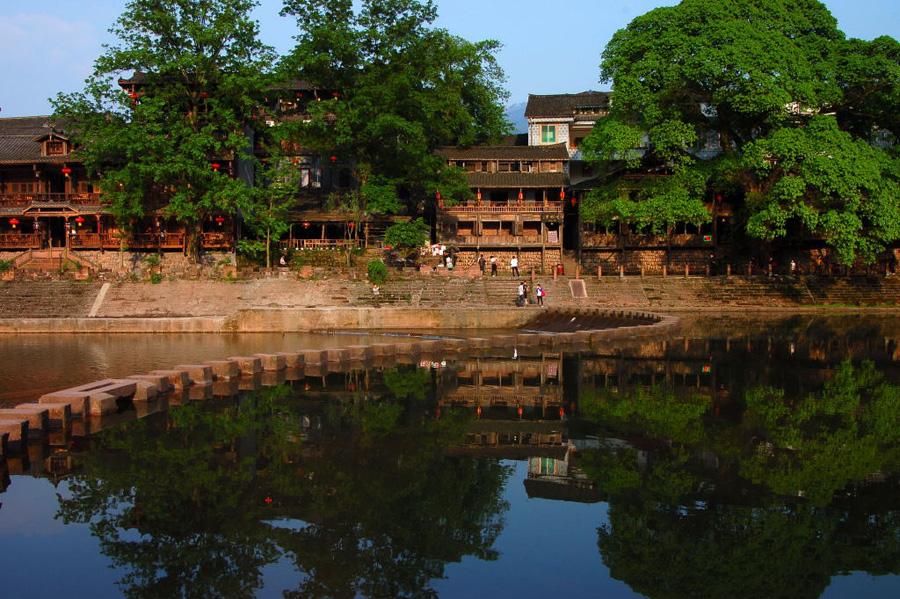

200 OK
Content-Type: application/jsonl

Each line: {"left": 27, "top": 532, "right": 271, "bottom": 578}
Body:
{"left": 582, "top": 249, "right": 711, "bottom": 276}
{"left": 455, "top": 249, "right": 562, "bottom": 275}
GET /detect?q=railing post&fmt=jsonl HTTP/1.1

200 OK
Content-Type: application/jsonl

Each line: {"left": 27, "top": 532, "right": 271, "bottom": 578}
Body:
{"left": 597, "top": 265, "right": 602, "bottom": 279}
{"left": 619, "top": 265, "right": 624, "bottom": 278}
{"left": 662, "top": 265, "right": 667, "bottom": 278}
{"left": 727, "top": 264, "right": 731, "bottom": 277}
{"left": 684, "top": 264, "right": 689, "bottom": 279}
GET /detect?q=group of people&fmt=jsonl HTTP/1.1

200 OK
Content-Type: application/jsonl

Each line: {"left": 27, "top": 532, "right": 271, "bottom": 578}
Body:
{"left": 471, "top": 253, "right": 520, "bottom": 277}
{"left": 516, "top": 280, "right": 545, "bottom": 307}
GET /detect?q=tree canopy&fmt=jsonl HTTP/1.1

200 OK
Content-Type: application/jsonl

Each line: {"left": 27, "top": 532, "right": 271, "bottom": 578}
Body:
{"left": 278, "top": 0, "right": 511, "bottom": 214}
{"left": 582, "top": 0, "right": 900, "bottom": 264}
{"left": 51, "top": 0, "right": 276, "bottom": 260}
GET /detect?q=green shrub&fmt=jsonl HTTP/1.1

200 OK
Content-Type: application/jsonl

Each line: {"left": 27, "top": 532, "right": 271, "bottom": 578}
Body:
{"left": 150, "top": 272, "right": 163, "bottom": 284}
{"left": 0, "top": 258, "right": 12, "bottom": 273}
{"left": 367, "top": 259, "right": 388, "bottom": 285}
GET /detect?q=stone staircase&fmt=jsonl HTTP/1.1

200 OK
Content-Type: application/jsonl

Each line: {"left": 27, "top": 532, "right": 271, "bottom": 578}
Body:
{"left": 12, "top": 249, "right": 99, "bottom": 273}
{"left": 0, "top": 281, "right": 102, "bottom": 318}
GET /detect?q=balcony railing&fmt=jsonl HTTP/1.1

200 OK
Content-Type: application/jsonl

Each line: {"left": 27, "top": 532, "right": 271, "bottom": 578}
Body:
{"left": 0, "top": 193, "right": 103, "bottom": 206}
{"left": 439, "top": 200, "right": 564, "bottom": 213}
{"left": 443, "top": 234, "right": 558, "bottom": 247}
{"left": 281, "top": 238, "right": 360, "bottom": 250}
{"left": 0, "top": 233, "right": 42, "bottom": 249}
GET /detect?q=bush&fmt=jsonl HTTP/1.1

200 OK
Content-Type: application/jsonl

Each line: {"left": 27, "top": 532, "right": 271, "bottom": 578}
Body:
{"left": 367, "top": 259, "right": 388, "bottom": 285}
{"left": 0, "top": 258, "right": 12, "bottom": 273}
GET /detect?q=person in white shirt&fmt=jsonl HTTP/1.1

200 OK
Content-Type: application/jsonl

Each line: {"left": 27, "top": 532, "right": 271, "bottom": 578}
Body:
{"left": 510, "top": 256, "right": 519, "bottom": 276}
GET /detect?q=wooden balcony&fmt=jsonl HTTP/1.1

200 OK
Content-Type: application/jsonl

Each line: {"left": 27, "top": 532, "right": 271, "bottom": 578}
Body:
{"left": 439, "top": 200, "right": 564, "bottom": 214}
{"left": 0, "top": 233, "right": 42, "bottom": 249}
{"left": 0, "top": 193, "right": 104, "bottom": 207}
{"left": 281, "top": 238, "right": 360, "bottom": 250}
{"left": 443, "top": 233, "right": 559, "bottom": 248}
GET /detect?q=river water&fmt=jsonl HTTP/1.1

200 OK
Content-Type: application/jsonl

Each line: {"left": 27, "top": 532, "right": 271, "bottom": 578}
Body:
{"left": 1, "top": 314, "right": 900, "bottom": 598}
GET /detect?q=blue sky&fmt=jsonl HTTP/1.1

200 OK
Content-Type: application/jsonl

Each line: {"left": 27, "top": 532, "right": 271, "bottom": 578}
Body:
{"left": 1, "top": 0, "right": 898, "bottom": 118}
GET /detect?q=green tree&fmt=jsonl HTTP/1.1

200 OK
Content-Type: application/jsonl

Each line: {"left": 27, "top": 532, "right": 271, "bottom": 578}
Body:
{"left": 584, "top": 0, "right": 900, "bottom": 264}
{"left": 384, "top": 217, "right": 429, "bottom": 255}
{"left": 278, "top": 0, "right": 510, "bottom": 214}
{"left": 51, "top": 0, "right": 275, "bottom": 262}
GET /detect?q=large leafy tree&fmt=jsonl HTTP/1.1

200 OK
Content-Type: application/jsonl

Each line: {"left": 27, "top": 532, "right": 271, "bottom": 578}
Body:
{"left": 51, "top": 0, "right": 276, "bottom": 261}
{"left": 583, "top": 0, "right": 900, "bottom": 264}
{"left": 278, "top": 0, "right": 511, "bottom": 215}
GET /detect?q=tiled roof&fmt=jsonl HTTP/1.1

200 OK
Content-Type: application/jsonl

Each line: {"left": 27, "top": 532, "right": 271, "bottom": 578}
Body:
{"left": 524, "top": 92, "right": 611, "bottom": 119}
{"left": 463, "top": 172, "right": 568, "bottom": 188}
{"left": 435, "top": 143, "right": 569, "bottom": 161}
{"left": 0, "top": 116, "right": 74, "bottom": 164}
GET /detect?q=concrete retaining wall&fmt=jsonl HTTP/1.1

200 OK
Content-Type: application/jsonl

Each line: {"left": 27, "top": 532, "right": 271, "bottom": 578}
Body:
{"left": 0, "top": 307, "right": 536, "bottom": 334}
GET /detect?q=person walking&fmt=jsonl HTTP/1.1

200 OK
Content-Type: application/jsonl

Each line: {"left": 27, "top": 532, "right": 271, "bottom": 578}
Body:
{"left": 510, "top": 255, "right": 519, "bottom": 277}
{"left": 535, "top": 284, "right": 545, "bottom": 306}
{"left": 476, "top": 254, "right": 486, "bottom": 275}
{"left": 516, "top": 281, "right": 527, "bottom": 306}
{"left": 490, "top": 255, "right": 498, "bottom": 276}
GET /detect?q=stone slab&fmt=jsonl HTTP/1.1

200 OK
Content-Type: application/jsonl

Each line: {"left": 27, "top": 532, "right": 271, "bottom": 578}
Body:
{"left": 204, "top": 360, "right": 241, "bottom": 380}
{"left": 173, "top": 365, "right": 214, "bottom": 385}
{"left": 0, "top": 419, "right": 29, "bottom": 448}
{"left": 88, "top": 392, "right": 118, "bottom": 416}
{"left": 128, "top": 374, "right": 172, "bottom": 393}
{"left": 128, "top": 379, "right": 158, "bottom": 401}
{"left": 0, "top": 407, "right": 47, "bottom": 438}
{"left": 150, "top": 370, "right": 191, "bottom": 389}
{"left": 39, "top": 391, "right": 90, "bottom": 417}
{"left": 227, "top": 356, "right": 262, "bottom": 374}
{"left": 17, "top": 402, "right": 70, "bottom": 429}
{"left": 255, "top": 353, "right": 287, "bottom": 371}
{"left": 276, "top": 352, "right": 305, "bottom": 368}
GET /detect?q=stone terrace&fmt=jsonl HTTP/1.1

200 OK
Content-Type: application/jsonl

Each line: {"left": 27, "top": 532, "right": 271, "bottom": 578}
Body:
{"left": 1, "top": 274, "right": 899, "bottom": 320}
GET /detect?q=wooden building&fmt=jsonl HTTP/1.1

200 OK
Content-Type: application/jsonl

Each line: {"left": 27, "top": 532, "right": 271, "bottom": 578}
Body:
{"left": 434, "top": 141, "right": 568, "bottom": 273}
{"left": 0, "top": 115, "right": 234, "bottom": 253}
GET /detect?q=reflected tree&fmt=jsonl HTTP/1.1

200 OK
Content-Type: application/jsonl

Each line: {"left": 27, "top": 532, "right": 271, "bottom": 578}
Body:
{"left": 56, "top": 376, "right": 511, "bottom": 599}
{"left": 578, "top": 361, "right": 900, "bottom": 598}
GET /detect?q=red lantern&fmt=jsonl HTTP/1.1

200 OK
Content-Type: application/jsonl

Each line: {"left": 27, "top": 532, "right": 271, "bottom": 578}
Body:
{"left": 348, "top": 221, "right": 355, "bottom": 229}
{"left": 74, "top": 216, "right": 85, "bottom": 227}
{"left": 435, "top": 189, "right": 441, "bottom": 200}
{"left": 518, "top": 190, "right": 523, "bottom": 201}
{"left": 201, "top": 92, "right": 209, "bottom": 99}
{"left": 476, "top": 190, "right": 482, "bottom": 201}
{"left": 10, "top": 218, "right": 19, "bottom": 229}
{"left": 215, "top": 216, "right": 225, "bottom": 226}
{"left": 211, "top": 163, "right": 220, "bottom": 171}
{"left": 332, "top": 92, "right": 339, "bottom": 99}
{"left": 330, "top": 155, "right": 337, "bottom": 163}
{"left": 129, "top": 93, "right": 138, "bottom": 100}
{"left": 61, "top": 167, "right": 71, "bottom": 176}
{"left": 560, "top": 189, "right": 565, "bottom": 200}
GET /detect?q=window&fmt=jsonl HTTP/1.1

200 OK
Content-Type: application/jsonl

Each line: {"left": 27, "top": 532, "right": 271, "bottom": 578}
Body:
{"left": 44, "top": 140, "right": 66, "bottom": 156}
{"left": 541, "top": 125, "right": 556, "bottom": 144}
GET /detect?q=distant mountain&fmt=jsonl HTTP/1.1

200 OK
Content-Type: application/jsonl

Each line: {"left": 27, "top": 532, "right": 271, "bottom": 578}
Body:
{"left": 505, "top": 101, "right": 528, "bottom": 134}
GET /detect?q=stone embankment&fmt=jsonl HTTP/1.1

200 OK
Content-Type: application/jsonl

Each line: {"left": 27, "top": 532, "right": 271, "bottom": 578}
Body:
{"left": 0, "top": 308, "right": 675, "bottom": 457}
{"left": 0, "top": 274, "right": 899, "bottom": 333}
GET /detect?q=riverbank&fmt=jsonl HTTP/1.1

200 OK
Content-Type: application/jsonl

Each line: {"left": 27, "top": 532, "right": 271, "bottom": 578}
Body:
{"left": 1, "top": 274, "right": 899, "bottom": 332}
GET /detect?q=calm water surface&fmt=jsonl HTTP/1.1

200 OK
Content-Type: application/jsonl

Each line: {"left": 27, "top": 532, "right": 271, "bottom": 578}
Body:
{"left": 1, "top": 315, "right": 900, "bottom": 598}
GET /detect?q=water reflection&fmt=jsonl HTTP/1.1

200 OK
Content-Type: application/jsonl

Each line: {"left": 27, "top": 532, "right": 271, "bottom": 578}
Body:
{"left": 2, "top": 316, "right": 900, "bottom": 598}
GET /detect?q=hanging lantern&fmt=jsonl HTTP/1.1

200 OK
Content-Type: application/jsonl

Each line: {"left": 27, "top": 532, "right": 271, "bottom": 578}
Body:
{"left": 435, "top": 188, "right": 441, "bottom": 200}
{"left": 476, "top": 190, "right": 482, "bottom": 201}
{"left": 559, "top": 407, "right": 565, "bottom": 417}
{"left": 716, "top": 193, "right": 722, "bottom": 202}
{"left": 571, "top": 196, "right": 577, "bottom": 206}
{"left": 559, "top": 189, "right": 565, "bottom": 200}
{"left": 517, "top": 190, "right": 523, "bottom": 201}
{"left": 61, "top": 167, "right": 72, "bottom": 176}
{"left": 517, "top": 406, "right": 523, "bottom": 417}
{"left": 74, "top": 216, "right": 85, "bottom": 227}
{"left": 211, "top": 163, "right": 220, "bottom": 171}
{"left": 330, "top": 155, "right": 337, "bottom": 163}
{"left": 129, "top": 93, "right": 138, "bottom": 100}
{"left": 215, "top": 216, "right": 226, "bottom": 226}
{"left": 476, "top": 406, "right": 482, "bottom": 417}
{"left": 9, "top": 218, "right": 19, "bottom": 229}
{"left": 292, "top": 157, "right": 299, "bottom": 164}
{"left": 348, "top": 221, "right": 355, "bottom": 229}
{"left": 302, "top": 221, "right": 310, "bottom": 229}
{"left": 201, "top": 92, "right": 210, "bottom": 99}
{"left": 332, "top": 92, "right": 339, "bottom": 99}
